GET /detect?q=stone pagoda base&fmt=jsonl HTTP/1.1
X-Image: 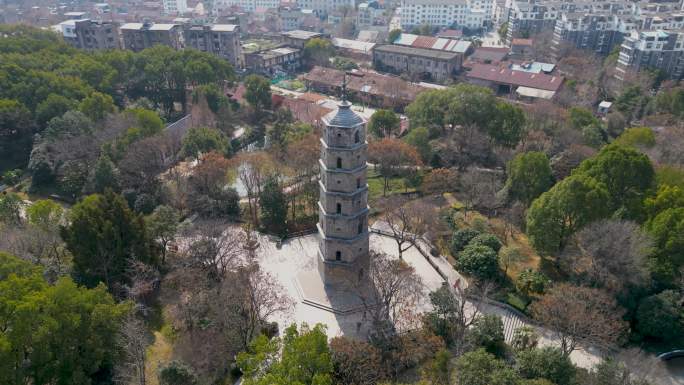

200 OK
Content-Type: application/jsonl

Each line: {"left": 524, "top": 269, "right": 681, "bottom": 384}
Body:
{"left": 294, "top": 270, "right": 369, "bottom": 315}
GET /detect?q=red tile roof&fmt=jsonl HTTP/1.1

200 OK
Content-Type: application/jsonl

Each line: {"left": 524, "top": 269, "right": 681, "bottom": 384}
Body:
{"left": 412, "top": 35, "right": 438, "bottom": 49}
{"left": 466, "top": 64, "right": 564, "bottom": 92}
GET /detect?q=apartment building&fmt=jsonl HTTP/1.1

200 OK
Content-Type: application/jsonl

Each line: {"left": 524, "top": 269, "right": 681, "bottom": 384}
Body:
{"left": 213, "top": 0, "right": 280, "bottom": 13}
{"left": 295, "top": 0, "right": 355, "bottom": 17}
{"left": 552, "top": 13, "right": 625, "bottom": 56}
{"left": 163, "top": 0, "right": 188, "bottom": 14}
{"left": 120, "top": 22, "right": 183, "bottom": 52}
{"left": 373, "top": 44, "right": 462, "bottom": 82}
{"left": 616, "top": 29, "right": 684, "bottom": 79}
{"left": 54, "top": 18, "right": 120, "bottom": 50}
{"left": 183, "top": 24, "right": 244, "bottom": 68}
{"left": 400, "top": 0, "right": 493, "bottom": 30}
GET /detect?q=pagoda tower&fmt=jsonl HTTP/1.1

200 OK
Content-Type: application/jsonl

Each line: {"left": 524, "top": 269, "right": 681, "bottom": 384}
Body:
{"left": 317, "top": 78, "right": 370, "bottom": 287}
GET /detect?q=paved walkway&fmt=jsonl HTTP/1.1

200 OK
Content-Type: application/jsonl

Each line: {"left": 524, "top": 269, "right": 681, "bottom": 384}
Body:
{"left": 247, "top": 225, "right": 680, "bottom": 382}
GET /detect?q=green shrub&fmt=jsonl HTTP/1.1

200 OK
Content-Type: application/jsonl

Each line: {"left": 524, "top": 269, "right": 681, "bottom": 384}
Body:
{"left": 455, "top": 244, "right": 499, "bottom": 280}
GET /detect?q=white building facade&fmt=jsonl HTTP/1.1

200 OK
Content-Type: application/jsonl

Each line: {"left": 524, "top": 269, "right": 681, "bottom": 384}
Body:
{"left": 400, "top": 0, "right": 493, "bottom": 30}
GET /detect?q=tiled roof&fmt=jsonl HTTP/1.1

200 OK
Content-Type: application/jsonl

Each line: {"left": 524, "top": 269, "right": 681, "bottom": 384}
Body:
{"left": 467, "top": 64, "right": 564, "bottom": 92}
{"left": 374, "top": 44, "right": 461, "bottom": 60}
{"left": 303, "top": 66, "right": 429, "bottom": 102}
{"left": 323, "top": 102, "right": 364, "bottom": 128}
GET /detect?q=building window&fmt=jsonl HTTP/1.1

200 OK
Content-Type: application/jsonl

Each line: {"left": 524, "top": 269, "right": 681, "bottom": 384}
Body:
{"left": 358, "top": 218, "right": 364, "bottom": 234}
{"left": 354, "top": 130, "right": 360, "bottom": 143}
{"left": 357, "top": 178, "right": 361, "bottom": 188}
{"left": 336, "top": 203, "right": 342, "bottom": 214}
{"left": 336, "top": 157, "right": 342, "bottom": 168}
{"left": 336, "top": 251, "right": 341, "bottom": 260}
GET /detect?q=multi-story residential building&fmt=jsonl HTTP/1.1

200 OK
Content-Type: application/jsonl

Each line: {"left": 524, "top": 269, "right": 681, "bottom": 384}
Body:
{"left": 373, "top": 44, "right": 463, "bottom": 82}
{"left": 183, "top": 24, "right": 244, "bottom": 68}
{"left": 400, "top": 0, "right": 493, "bottom": 30}
{"left": 163, "top": 0, "right": 188, "bottom": 14}
{"left": 552, "top": 13, "right": 625, "bottom": 56}
{"left": 616, "top": 29, "right": 684, "bottom": 79}
{"left": 295, "top": 0, "right": 355, "bottom": 17}
{"left": 281, "top": 30, "right": 325, "bottom": 48}
{"left": 244, "top": 47, "right": 302, "bottom": 75}
{"left": 54, "top": 19, "right": 119, "bottom": 50}
{"left": 120, "top": 22, "right": 183, "bottom": 52}
{"left": 214, "top": 0, "right": 280, "bottom": 13}
{"left": 280, "top": 6, "right": 309, "bottom": 31}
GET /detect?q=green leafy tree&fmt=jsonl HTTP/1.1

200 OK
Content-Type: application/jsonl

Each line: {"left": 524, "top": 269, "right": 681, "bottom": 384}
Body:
{"left": 455, "top": 244, "right": 499, "bottom": 280}
{"left": 0, "top": 252, "right": 129, "bottom": 385}
{"left": 613, "top": 126, "right": 655, "bottom": 148}
{"left": 527, "top": 174, "right": 610, "bottom": 255}
{"left": 515, "top": 269, "right": 547, "bottom": 297}
{"left": 237, "top": 323, "right": 333, "bottom": 385}
{"left": 43, "top": 110, "right": 93, "bottom": 139}
{"left": 260, "top": 176, "right": 288, "bottom": 237}
{"left": 78, "top": 91, "right": 116, "bottom": 121}
{"left": 405, "top": 127, "right": 432, "bottom": 162}
{"left": 180, "top": 126, "right": 230, "bottom": 158}
{"left": 35, "top": 94, "right": 77, "bottom": 128}
{"left": 644, "top": 184, "right": 684, "bottom": 221}
{"left": 582, "top": 124, "right": 606, "bottom": 148}
{"left": 388, "top": 29, "right": 402, "bottom": 43}
{"left": 450, "top": 228, "right": 480, "bottom": 256}
{"left": 61, "top": 190, "right": 157, "bottom": 290}
{"left": 145, "top": 205, "right": 180, "bottom": 264}
{"left": 635, "top": 290, "right": 683, "bottom": 341}
{"left": 0, "top": 192, "right": 23, "bottom": 224}
{"left": 244, "top": 75, "right": 272, "bottom": 114}
{"left": 468, "top": 315, "right": 506, "bottom": 356}
{"left": 368, "top": 109, "right": 401, "bottom": 138}
{"left": 0, "top": 98, "right": 34, "bottom": 168}
{"left": 516, "top": 347, "right": 576, "bottom": 385}
{"left": 489, "top": 102, "right": 525, "bottom": 148}
{"left": 90, "top": 153, "right": 119, "bottom": 193}
{"left": 422, "top": 348, "right": 451, "bottom": 385}
{"left": 454, "top": 349, "right": 520, "bottom": 385}
{"left": 405, "top": 89, "right": 452, "bottom": 136}
{"left": 568, "top": 106, "right": 599, "bottom": 129}
{"left": 158, "top": 361, "right": 199, "bottom": 385}
{"left": 506, "top": 152, "right": 554, "bottom": 206}
{"left": 469, "top": 233, "right": 502, "bottom": 253}
{"left": 26, "top": 199, "right": 63, "bottom": 230}
{"left": 575, "top": 144, "right": 654, "bottom": 219}
{"left": 303, "top": 38, "right": 335, "bottom": 67}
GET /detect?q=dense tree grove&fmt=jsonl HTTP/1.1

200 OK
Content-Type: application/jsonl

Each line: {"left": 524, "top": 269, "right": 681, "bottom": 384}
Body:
{"left": 0, "top": 25, "right": 234, "bottom": 173}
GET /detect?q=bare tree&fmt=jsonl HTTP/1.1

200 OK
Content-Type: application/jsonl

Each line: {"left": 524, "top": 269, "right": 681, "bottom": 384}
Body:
{"left": 356, "top": 252, "right": 425, "bottom": 344}
{"left": 531, "top": 283, "right": 628, "bottom": 356}
{"left": 215, "top": 263, "right": 293, "bottom": 350}
{"left": 382, "top": 198, "right": 429, "bottom": 259}
{"left": 124, "top": 260, "right": 161, "bottom": 308}
{"left": 115, "top": 314, "right": 149, "bottom": 385}
{"left": 459, "top": 167, "right": 504, "bottom": 217}
{"left": 569, "top": 220, "right": 652, "bottom": 293}
{"left": 185, "top": 223, "right": 247, "bottom": 280}
{"left": 235, "top": 152, "right": 275, "bottom": 225}
{"left": 0, "top": 224, "right": 69, "bottom": 282}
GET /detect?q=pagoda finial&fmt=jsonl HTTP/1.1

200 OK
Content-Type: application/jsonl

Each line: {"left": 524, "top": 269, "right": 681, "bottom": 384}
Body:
{"left": 341, "top": 72, "right": 348, "bottom": 102}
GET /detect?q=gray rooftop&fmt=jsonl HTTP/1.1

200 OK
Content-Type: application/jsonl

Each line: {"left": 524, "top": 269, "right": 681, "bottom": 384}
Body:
{"left": 373, "top": 44, "right": 461, "bottom": 60}
{"left": 323, "top": 101, "right": 364, "bottom": 128}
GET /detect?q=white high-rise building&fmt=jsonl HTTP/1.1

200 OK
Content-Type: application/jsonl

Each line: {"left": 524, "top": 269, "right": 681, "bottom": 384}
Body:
{"left": 163, "top": 0, "right": 188, "bottom": 14}
{"left": 400, "top": 0, "right": 493, "bottom": 30}
{"left": 214, "top": 0, "right": 280, "bottom": 12}
{"left": 296, "top": 0, "right": 355, "bottom": 16}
